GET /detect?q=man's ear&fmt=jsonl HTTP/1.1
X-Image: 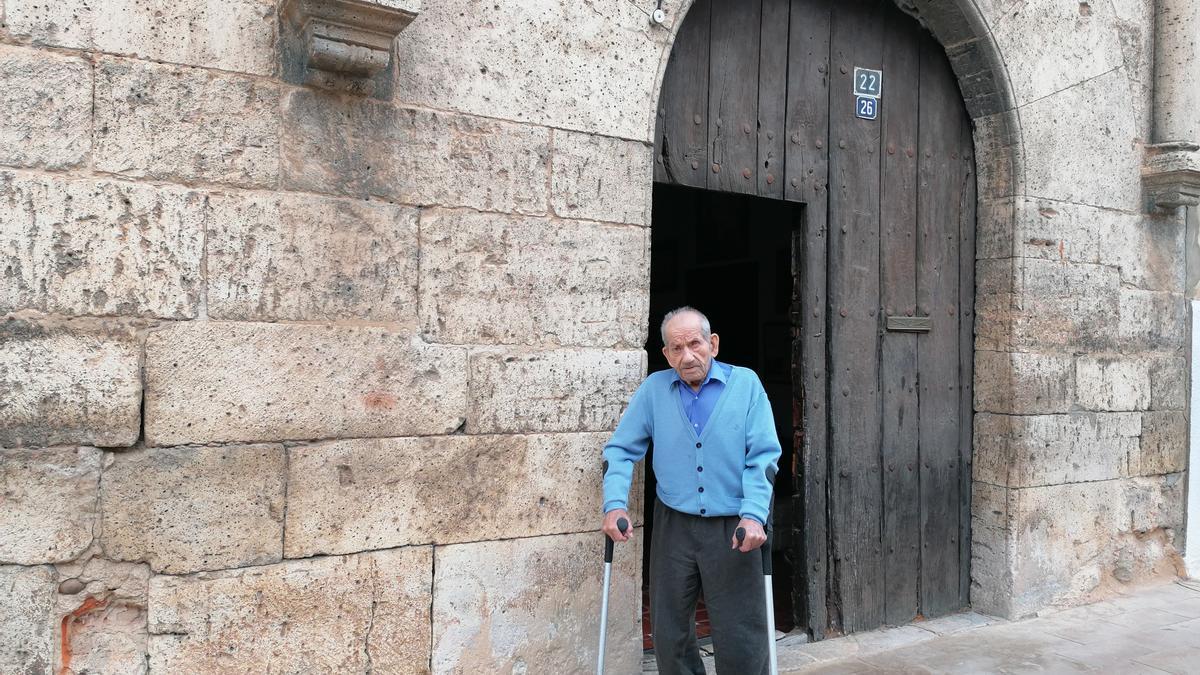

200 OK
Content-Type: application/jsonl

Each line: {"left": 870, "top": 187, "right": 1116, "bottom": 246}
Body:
{"left": 710, "top": 333, "right": 719, "bottom": 356}
{"left": 661, "top": 345, "right": 670, "bottom": 362}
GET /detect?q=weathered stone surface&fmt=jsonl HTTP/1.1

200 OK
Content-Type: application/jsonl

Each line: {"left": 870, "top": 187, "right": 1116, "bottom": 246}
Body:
{"left": 1098, "top": 211, "right": 1186, "bottom": 293}
{"left": 144, "top": 323, "right": 467, "bottom": 445}
{"left": 973, "top": 258, "right": 1017, "bottom": 352}
{"left": 1013, "top": 258, "right": 1121, "bottom": 351}
{"left": 1118, "top": 289, "right": 1187, "bottom": 352}
{"left": 969, "top": 481, "right": 1014, "bottom": 618}
{"left": 0, "top": 319, "right": 141, "bottom": 448}
{"left": 552, "top": 131, "right": 653, "bottom": 225}
{"left": 52, "top": 556, "right": 151, "bottom": 675}
{"left": 970, "top": 110, "right": 1022, "bottom": 201}
{"left": 986, "top": 0, "right": 1125, "bottom": 107}
{"left": 206, "top": 193, "right": 419, "bottom": 323}
{"left": 974, "top": 350, "right": 1074, "bottom": 414}
{"left": 282, "top": 91, "right": 550, "bottom": 213}
{"left": 1148, "top": 356, "right": 1187, "bottom": 410}
{"left": 433, "top": 531, "right": 641, "bottom": 673}
{"left": 419, "top": 209, "right": 648, "bottom": 348}
{"left": 5, "top": 0, "right": 277, "bottom": 76}
{"left": 0, "top": 565, "right": 54, "bottom": 674}
{"left": 1019, "top": 69, "right": 1140, "bottom": 211}
{"left": 0, "top": 447, "right": 101, "bottom": 565}
{"left": 973, "top": 412, "right": 1140, "bottom": 488}
{"left": 148, "top": 547, "right": 432, "bottom": 673}
{"left": 395, "top": 0, "right": 670, "bottom": 141}
{"left": 1135, "top": 411, "right": 1187, "bottom": 476}
{"left": 975, "top": 198, "right": 1015, "bottom": 260}
{"left": 94, "top": 58, "right": 280, "bottom": 189}
{"left": 0, "top": 172, "right": 205, "bottom": 319}
{"left": 1007, "top": 476, "right": 1184, "bottom": 617}
{"left": 0, "top": 46, "right": 91, "bottom": 170}
{"left": 100, "top": 445, "right": 285, "bottom": 574}
{"left": 1075, "top": 356, "right": 1151, "bottom": 411}
{"left": 468, "top": 348, "right": 645, "bottom": 433}
{"left": 285, "top": 432, "right": 637, "bottom": 557}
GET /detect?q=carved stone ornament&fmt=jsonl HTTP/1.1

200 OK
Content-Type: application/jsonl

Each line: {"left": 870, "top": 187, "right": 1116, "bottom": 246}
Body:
{"left": 1144, "top": 142, "right": 1200, "bottom": 209}
{"left": 280, "top": 0, "right": 420, "bottom": 97}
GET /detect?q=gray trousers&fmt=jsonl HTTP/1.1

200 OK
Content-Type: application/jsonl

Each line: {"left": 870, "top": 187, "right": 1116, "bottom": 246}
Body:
{"left": 649, "top": 498, "right": 769, "bottom": 675}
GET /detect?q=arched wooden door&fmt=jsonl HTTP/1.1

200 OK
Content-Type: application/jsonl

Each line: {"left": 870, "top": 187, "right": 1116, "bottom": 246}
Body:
{"left": 653, "top": 0, "right": 976, "bottom": 638}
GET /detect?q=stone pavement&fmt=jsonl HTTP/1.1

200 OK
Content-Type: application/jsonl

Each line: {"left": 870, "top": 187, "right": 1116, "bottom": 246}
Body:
{"left": 644, "top": 579, "right": 1200, "bottom": 673}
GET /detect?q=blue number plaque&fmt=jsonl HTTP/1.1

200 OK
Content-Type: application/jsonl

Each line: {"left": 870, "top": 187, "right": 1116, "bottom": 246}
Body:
{"left": 855, "top": 96, "right": 878, "bottom": 120}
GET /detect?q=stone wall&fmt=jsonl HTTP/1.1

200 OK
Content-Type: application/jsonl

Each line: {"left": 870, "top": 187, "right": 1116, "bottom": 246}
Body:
{"left": 0, "top": 0, "right": 1190, "bottom": 672}
{"left": 0, "top": 0, "right": 653, "bottom": 671}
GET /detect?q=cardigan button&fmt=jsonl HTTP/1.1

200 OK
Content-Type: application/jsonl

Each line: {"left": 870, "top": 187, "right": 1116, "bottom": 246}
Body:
{"left": 695, "top": 442, "right": 702, "bottom": 448}
{"left": 700, "top": 509, "right": 706, "bottom": 515}
{"left": 698, "top": 487, "right": 704, "bottom": 493}
{"left": 697, "top": 466, "right": 703, "bottom": 472}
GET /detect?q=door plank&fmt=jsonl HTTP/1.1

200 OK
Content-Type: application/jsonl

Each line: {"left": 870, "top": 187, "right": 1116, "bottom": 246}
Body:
{"left": 758, "top": 0, "right": 791, "bottom": 199}
{"left": 656, "top": 0, "right": 711, "bottom": 187}
{"left": 786, "top": 0, "right": 832, "bottom": 640}
{"left": 878, "top": 9, "right": 922, "bottom": 628}
{"left": 916, "top": 31, "right": 964, "bottom": 618}
{"left": 827, "top": 0, "right": 886, "bottom": 634}
{"left": 708, "top": 0, "right": 762, "bottom": 193}
{"left": 957, "top": 112, "right": 977, "bottom": 608}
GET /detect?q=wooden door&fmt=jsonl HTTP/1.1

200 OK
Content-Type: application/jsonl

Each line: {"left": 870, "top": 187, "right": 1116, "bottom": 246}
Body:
{"left": 654, "top": 0, "right": 977, "bottom": 638}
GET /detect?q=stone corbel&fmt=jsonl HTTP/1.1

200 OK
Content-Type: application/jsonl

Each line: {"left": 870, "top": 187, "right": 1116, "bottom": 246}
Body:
{"left": 1144, "top": 142, "right": 1200, "bottom": 209}
{"left": 280, "top": 0, "right": 420, "bottom": 97}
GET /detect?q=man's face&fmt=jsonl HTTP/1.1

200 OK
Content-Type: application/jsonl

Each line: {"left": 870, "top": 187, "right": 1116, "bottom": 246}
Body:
{"left": 661, "top": 313, "right": 720, "bottom": 388}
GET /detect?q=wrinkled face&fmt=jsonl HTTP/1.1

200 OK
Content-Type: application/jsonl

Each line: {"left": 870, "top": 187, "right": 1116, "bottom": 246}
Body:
{"left": 661, "top": 312, "right": 720, "bottom": 388}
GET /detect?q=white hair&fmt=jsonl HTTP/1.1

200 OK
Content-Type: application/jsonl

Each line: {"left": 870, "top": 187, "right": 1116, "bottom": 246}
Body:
{"left": 660, "top": 306, "right": 711, "bottom": 345}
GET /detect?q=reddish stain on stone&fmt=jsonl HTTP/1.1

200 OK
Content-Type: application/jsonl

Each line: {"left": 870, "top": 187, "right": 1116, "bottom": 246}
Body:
{"left": 60, "top": 596, "right": 108, "bottom": 675}
{"left": 363, "top": 392, "right": 397, "bottom": 410}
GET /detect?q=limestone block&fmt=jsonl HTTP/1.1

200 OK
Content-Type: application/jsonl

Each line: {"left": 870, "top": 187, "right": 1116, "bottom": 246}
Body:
{"left": 0, "top": 172, "right": 205, "bottom": 319}
{"left": 432, "top": 531, "right": 642, "bottom": 673}
{"left": 394, "top": 0, "right": 670, "bottom": 141}
{"left": 971, "top": 111, "right": 1021, "bottom": 201}
{"left": 987, "top": 0, "right": 1125, "bottom": 107}
{"left": 1118, "top": 289, "right": 1187, "bottom": 352}
{"left": 1097, "top": 211, "right": 1186, "bottom": 293}
{"left": 419, "top": 209, "right": 648, "bottom": 348}
{"left": 1135, "top": 411, "right": 1187, "bottom": 476}
{"left": 281, "top": 91, "right": 550, "bottom": 213}
{"left": 973, "top": 258, "right": 1016, "bottom": 352}
{"left": 148, "top": 547, "right": 432, "bottom": 673}
{"left": 973, "top": 412, "right": 1139, "bottom": 487}
{"left": 1125, "top": 473, "right": 1185, "bottom": 535}
{"left": 975, "top": 198, "right": 1015, "bottom": 260}
{"left": 285, "top": 432, "right": 634, "bottom": 557}
{"left": 973, "top": 350, "right": 1074, "bottom": 415}
{"left": 1148, "top": 356, "right": 1187, "bottom": 410}
{"left": 552, "top": 131, "right": 653, "bottom": 226}
{"left": 968, "top": 481, "right": 1014, "bottom": 618}
{"left": 1075, "top": 356, "right": 1151, "bottom": 411}
{"left": 94, "top": 58, "right": 279, "bottom": 189}
{"left": 100, "top": 445, "right": 285, "bottom": 574}
{"left": 0, "top": 565, "right": 54, "bottom": 674}
{"left": 1013, "top": 258, "right": 1121, "bottom": 351}
{"left": 468, "top": 348, "right": 645, "bottom": 433}
{"left": 1019, "top": 69, "right": 1140, "bottom": 211}
{"left": 0, "top": 319, "right": 141, "bottom": 448}
{"left": 205, "top": 193, "right": 418, "bottom": 323}
{"left": 5, "top": 0, "right": 277, "bottom": 76}
{"left": 0, "top": 46, "right": 91, "bottom": 170}
{"left": 52, "top": 557, "right": 151, "bottom": 675}
{"left": 0, "top": 447, "right": 101, "bottom": 565}
{"left": 144, "top": 322, "right": 467, "bottom": 445}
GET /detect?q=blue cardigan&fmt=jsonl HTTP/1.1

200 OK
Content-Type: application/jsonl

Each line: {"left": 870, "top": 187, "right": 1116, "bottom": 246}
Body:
{"left": 602, "top": 362, "right": 782, "bottom": 525}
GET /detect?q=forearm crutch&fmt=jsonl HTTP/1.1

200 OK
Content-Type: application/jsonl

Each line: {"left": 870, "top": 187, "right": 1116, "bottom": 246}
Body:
{"left": 597, "top": 460, "right": 629, "bottom": 675}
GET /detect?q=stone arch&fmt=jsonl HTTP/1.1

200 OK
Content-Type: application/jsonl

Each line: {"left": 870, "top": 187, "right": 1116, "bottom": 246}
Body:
{"left": 640, "top": 0, "right": 1024, "bottom": 624}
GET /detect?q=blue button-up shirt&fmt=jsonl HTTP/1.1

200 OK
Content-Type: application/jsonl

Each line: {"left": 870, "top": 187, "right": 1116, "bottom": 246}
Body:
{"left": 672, "top": 359, "right": 730, "bottom": 436}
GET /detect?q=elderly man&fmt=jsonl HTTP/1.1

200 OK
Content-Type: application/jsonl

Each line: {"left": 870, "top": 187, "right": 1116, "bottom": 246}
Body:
{"left": 601, "top": 306, "right": 781, "bottom": 674}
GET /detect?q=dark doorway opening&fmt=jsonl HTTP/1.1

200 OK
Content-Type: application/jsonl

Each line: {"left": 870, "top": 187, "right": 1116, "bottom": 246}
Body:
{"left": 642, "top": 182, "right": 805, "bottom": 649}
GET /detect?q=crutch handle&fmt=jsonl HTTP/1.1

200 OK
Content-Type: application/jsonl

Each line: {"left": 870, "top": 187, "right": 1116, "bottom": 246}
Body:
{"left": 735, "top": 527, "right": 746, "bottom": 546}
{"left": 604, "top": 517, "right": 629, "bottom": 563}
